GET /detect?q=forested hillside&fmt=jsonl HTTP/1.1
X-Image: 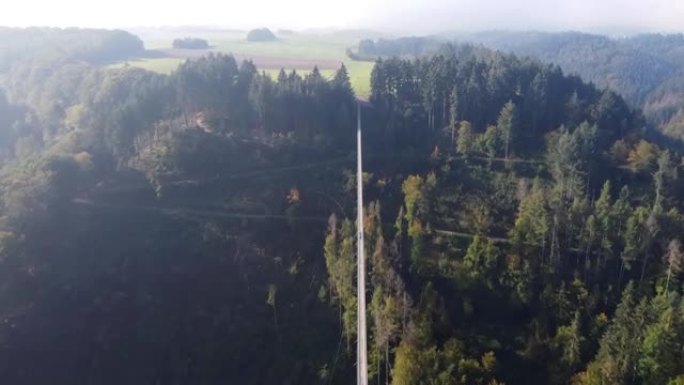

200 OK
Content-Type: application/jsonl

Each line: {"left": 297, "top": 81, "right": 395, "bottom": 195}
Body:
{"left": 357, "top": 32, "right": 684, "bottom": 144}
{"left": 467, "top": 32, "right": 684, "bottom": 138}
{"left": 0, "top": 27, "right": 143, "bottom": 69}
{"left": 0, "top": 28, "right": 683, "bottom": 385}
{"left": 356, "top": 37, "right": 445, "bottom": 59}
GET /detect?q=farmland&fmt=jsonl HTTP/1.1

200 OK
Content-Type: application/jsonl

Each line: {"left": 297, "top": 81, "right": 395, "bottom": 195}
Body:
{"left": 111, "top": 28, "right": 377, "bottom": 96}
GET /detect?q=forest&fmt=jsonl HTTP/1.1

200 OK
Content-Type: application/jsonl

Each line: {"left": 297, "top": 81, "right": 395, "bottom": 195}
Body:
{"left": 357, "top": 32, "right": 684, "bottom": 145}
{"left": 172, "top": 37, "right": 210, "bottom": 49}
{"left": 0, "top": 27, "right": 683, "bottom": 385}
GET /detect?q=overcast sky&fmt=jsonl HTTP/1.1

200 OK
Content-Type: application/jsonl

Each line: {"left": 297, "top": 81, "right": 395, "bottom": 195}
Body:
{"left": 1, "top": 0, "right": 682, "bottom": 34}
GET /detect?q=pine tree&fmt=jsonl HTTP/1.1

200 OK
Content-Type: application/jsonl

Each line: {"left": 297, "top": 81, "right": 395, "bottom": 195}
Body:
{"left": 277, "top": 68, "right": 288, "bottom": 84}
{"left": 497, "top": 100, "right": 518, "bottom": 160}
{"left": 333, "top": 63, "right": 354, "bottom": 100}
{"left": 510, "top": 178, "right": 549, "bottom": 258}
{"left": 590, "top": 283, "right": 642, "bottom": 384}
{"left": 653, "top": 150, "right": 673, "bottom": 213}
{"left": 448, "top": 87, "right": 459, "bottom": 144}
{"left": 554, "top": 311, "right": 584, "bottom": 370}
{"left": 664, "top": 239, "right": 684, "bottom": 294}
{"left": 548, "top": 128, "right": 582, "bottom": 201}
{"left": 573, "top": 122, "right": 599, "bottom": 184}
{"left": 323, "top": 215, "right": 358, "bottom": 349}
{"left": 456, "top": 121, "right": 474, "bottom": 156}
{"left": 464, "top": 235, "right": 500, "bottom": 288}
{"left": 482, "top": 125, "right": 500, "bottom": 160}
{"left": 581, "top": 214, "right": 598, "bottom": 272}
{"left": 622, "top": 206, "right": 651, "bottom": 272}
{"left": 612, "top": 185, "right": 632, "bottom": 241}
{"left": 638, "top": 305, "right": 682, "bottom": 385}
{"left": 595, "top": 181, "right": 614, "bottom": 269}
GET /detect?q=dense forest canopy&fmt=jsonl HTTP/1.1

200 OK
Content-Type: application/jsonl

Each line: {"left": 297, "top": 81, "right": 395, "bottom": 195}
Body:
{"left": 466, "top": 32, "right": 684, "bottom": 128}
{"left": 357, "top": 37, "right": 445, "bottom": 59}
{"left": 356, "top": 32, "right": 684, "bottom": 144}
{"left": 0, "top": 27, "right": 683, "bottom": 385}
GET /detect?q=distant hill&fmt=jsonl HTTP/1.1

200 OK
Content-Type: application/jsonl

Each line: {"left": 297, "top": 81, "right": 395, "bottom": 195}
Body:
{"left": 247, "top": 28, "right": 277, "bottom": 42}
{"left": 356, "top": 36, "right": 445, "bottom": 59}
{"left": 172, "top": 37, "right": 209, "bottom": 49}
{"left": 356, "top": 31, "right": 684, "bottom": 142}
{"left": 467, "top": 32, "right": 684, "bottom": 142}
{"left": 465, "top": 32, "right": 684, "bottom": 125}
{"left": 0, "top": 27, "right": 144, "bottom": 69}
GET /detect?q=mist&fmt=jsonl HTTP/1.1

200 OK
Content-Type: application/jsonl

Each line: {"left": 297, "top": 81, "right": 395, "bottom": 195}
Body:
{"left": 359, "top": 0, "right": 684, "bottom": 35}
{"left": 1, "top": 0, "right": 682, "bottom": 35}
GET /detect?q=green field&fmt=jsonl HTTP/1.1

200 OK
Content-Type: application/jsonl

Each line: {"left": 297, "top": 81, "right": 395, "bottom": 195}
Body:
{"left": 111, "top": 30, "right": 375, "bottom": 97}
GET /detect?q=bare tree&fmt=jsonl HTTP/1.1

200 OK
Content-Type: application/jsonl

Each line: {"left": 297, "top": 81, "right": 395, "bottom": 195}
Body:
{"left": 664, "top": 239, "right": 683, "bottom": 294}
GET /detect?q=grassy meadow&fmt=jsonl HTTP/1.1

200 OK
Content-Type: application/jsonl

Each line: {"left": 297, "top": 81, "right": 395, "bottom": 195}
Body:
{"left": 112, "top": 29, "right": 376, "bottom": 97}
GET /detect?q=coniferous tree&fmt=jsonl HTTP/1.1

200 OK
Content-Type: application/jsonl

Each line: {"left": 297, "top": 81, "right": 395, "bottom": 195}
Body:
{"left": 456, "top": 121, "right": 474, "bottom": 156}
{"left": 594, "top": 181, "right": 614, "bottom": 269}
{"left": 664, "top": 239, "right": 683, "bottom": 294}
{"left": 464, "top": 235, "right": 500, "bottom": 288}
{"left": 553, "top": 311, "right": 584, "bottom": 373}
{"left": 586, "top": 283, "right": 641, "bottom": 384}
{"left": 324, "top": 215, "right": 357, "bottom": 349}
{"left": 497, "top": 100, "right": 518, "bottom": 160}
{"left": 482, "top": 125, "right": 501, "bottom": 160}
{"left": 638, "top": 298, "right": 682, "bottom": 385}
{"left": 511, "top": 178, "right": 549, "bottom": 259}
{"left": 448, "top": 86, "right": 460, "bottom": 144}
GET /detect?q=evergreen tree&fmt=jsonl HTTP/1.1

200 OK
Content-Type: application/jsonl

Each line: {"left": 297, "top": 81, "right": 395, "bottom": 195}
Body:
{"left": 653, "top": 150, "right": 673, "bottom": 212}
{"left": 333, "top": 63, "right": 353, "bottom": 97}
{"left": 589, "top": 283, "right": 642, "bottom": 384}
{"left": 464, "top": 235, "right": 500, "bottom": 288}
{"left": 548, "top": 128, "right": 583, "bottom": 201}
{"left": 622, "top": 206, "right": 651, "bottom": 272}
{"left": 612, "top": 185, "right": 633, "bottom": 242}
{"left": 323, "top": 215, "right": 358, "bottom": 348}
{"left": 482, "top": 125, "right": 501, "bottom": 160}
{"left": 638, "top": 306, "right": 682, "bottom": 385}
{"left": 449, "top": 86, "right": 460, "bottom": 144}
{"left": 457, "top": 121, "right": 474, "bottom": 156}
{"left": 497, "top": 100, "right": 518, "bottom": 160}
{"left": 664, "top": 239, "right": 684, "bottom": 294}
{"left": 554, "top": 311, "right": 584, "bottom": 371}
{"left": 594, "top": 181, "right": 615, "bottom": 268}
{"left": 510, "top": 178, "right": 549, "bottom": 258}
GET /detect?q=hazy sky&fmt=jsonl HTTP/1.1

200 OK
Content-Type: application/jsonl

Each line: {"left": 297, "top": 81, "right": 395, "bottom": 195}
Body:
{"left": 1, "top": 0, "right": 682, "bottom": 34}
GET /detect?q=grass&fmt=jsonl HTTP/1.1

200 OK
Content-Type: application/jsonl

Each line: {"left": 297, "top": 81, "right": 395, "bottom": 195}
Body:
{"left": 110, "top": 57, "right": 186, "bottom": 74}
{"left": 258, "top": 64, "right": 373, "bottom": 96}
{"left": 110, "top": 30, "right": 375, "bottom": 97}
{"left": 343, "top": 61, "right": 374, "bottom": 97}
